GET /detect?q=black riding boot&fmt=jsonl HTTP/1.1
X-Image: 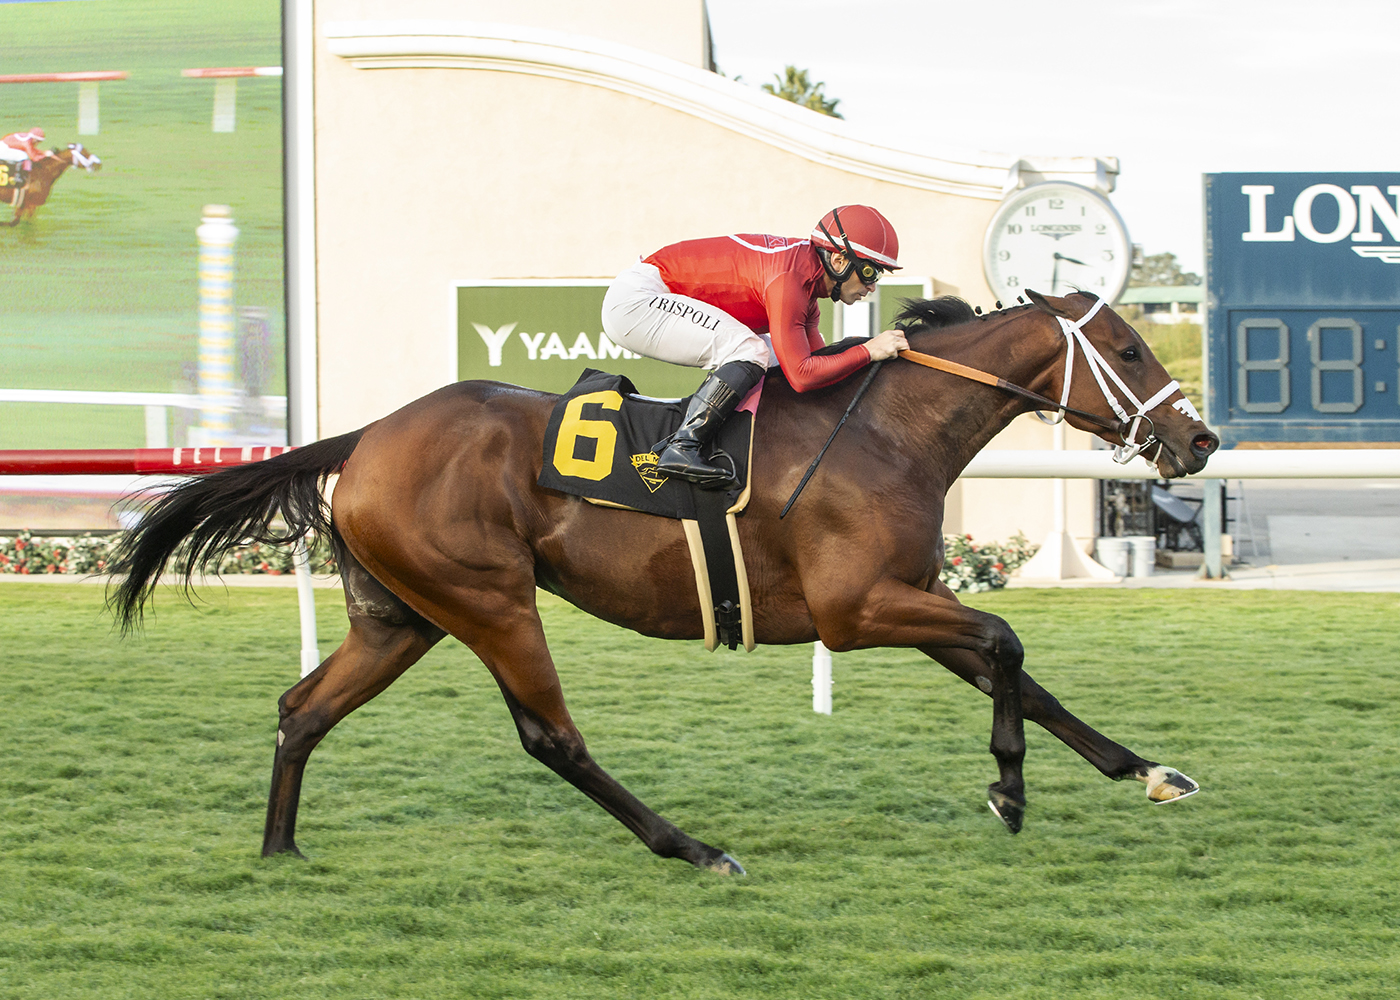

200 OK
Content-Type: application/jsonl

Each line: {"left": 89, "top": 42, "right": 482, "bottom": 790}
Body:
{"left": 654, "top": 361, "right": 764, "bottom": 488}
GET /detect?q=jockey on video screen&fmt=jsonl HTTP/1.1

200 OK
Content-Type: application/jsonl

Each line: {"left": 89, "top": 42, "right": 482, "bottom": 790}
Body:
{"left": 0, "top": 127, "right": 51, "bottom": 173}
{"left": 602, "top": 205, "right": 909, "bottom": 487}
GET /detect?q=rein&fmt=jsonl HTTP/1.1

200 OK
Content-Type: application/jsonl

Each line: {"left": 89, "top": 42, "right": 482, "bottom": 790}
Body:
{"left": 899, "top": 297, "right": 1189, "bottom": 465}
{"left": 897, "top": 348, "right": 1121, "bottom": 435}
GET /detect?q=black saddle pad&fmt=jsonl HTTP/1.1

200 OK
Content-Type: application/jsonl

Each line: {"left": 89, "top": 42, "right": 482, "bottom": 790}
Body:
{"left": 538, "top": 369, "right": 751, "bottom": 518}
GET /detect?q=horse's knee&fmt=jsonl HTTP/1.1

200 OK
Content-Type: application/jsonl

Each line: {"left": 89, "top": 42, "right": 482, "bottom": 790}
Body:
{"left": 274, "top": 681, "right": 335, "bottom": 757}
{"left": 514, "top": 714, "right": 591, "bottom": 770}
{"left": 982, "top": 616, "right": 1024, "bottom": 672}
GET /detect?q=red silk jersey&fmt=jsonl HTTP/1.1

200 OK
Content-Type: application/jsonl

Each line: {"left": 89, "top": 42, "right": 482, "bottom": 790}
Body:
{"left": 1, "top": 132, "right": 45, "bottom": 161}
{"left": 643, "top": 234, "right": 871, "bottom": 393}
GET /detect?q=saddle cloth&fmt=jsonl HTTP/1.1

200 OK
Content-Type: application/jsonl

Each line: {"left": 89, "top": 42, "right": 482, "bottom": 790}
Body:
{"left": 538, "top": 368, "right": 758, "bottom": 652}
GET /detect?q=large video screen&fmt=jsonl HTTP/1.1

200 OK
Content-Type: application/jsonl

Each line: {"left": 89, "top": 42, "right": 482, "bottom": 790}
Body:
{"left": 0, "top": 0, "right": 286, "bottom": 456}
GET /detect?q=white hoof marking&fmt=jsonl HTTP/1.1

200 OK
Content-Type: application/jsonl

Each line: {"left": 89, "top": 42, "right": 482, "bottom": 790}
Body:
{"left": 1144, "top": 765, "right": 1199, "bottom": 803}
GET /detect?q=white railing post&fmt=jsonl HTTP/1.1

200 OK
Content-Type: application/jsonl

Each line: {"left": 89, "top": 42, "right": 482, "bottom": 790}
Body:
{"left": 143, "top": 404, "right": 168, "bottom": 448}
{"left": 812, "top": 640, "right": 832, "bottom": 715}
{"left": 292, "top": 538, "right": 320, "bottom": 677}
{"left": 196, "top": 205, "right": 238, "bottom": 446}
{"left": 77, "top": 81, "right": 100, "bottom": 134}
{"left": 1201, "top": 479, "right": 1225, "bottom": 579}
{"left": 212, "top": 78, "right": 237, "bottom": 132}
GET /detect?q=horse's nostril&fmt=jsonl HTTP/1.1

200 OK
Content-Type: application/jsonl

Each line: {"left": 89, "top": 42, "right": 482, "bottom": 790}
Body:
{"left": 1191, "top": 433, "right": 1219, "bottom": 457}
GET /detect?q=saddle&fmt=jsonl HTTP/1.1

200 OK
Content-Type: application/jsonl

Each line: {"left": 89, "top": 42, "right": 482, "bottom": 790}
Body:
{"left": 539, "top": 369, "right": 758, "bottom": 652}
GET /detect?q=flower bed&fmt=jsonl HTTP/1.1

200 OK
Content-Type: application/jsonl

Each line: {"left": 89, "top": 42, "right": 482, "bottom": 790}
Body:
{"left": 938, "top": 532, "right": 1038, "bottom": 593}
{"left": 0, "top": 531, "right": 336, "bottom": 576}
{"left": 2, "top": 528, "right": 1032, "bottom": 591}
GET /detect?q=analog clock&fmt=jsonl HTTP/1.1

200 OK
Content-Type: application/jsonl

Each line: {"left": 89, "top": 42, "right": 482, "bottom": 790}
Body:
{"left": 982, "top": 181, "right": 1132, "bottom": 303}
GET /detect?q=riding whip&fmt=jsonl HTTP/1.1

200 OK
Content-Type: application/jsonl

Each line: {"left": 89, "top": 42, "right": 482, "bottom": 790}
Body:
{"left": 779, "top": 361, "right": 884, "bottom": 519}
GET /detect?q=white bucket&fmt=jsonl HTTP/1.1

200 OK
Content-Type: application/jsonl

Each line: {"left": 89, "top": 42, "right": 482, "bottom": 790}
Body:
{"left": 1094, "top": 536, "right": 1130, "bottom": 577}
{"left": 1126, "top": 535, "right": 1156, "bottom": 577}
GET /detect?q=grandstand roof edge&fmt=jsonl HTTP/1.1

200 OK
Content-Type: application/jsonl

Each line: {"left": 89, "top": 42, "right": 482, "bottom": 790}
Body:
{"left": 323, "top": 19, "right": 1117, "bottom": 201}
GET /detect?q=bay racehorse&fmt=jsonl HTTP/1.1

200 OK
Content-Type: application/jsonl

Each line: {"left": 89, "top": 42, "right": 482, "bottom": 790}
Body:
{"left": 110, "top": 290, "right": 1219, "bottom": 874}
{"left": 3, "top": 143, "right": 100, "bottom": 226}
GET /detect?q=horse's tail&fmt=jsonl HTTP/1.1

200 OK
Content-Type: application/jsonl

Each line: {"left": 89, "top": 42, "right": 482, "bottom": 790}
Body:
{"left": 107, "top": 429, "right": 366, "bottom": 632}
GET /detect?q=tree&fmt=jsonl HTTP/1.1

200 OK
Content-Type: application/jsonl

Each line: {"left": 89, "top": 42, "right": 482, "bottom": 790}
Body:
{"left": 1130, "top": 252, "right": 1201, "bottom": 287}
{"left": 762, "top": 66, "right": 843, "bottom": 119}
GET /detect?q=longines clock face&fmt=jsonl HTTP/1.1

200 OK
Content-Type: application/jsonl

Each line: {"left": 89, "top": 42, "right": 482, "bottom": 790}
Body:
{"left": 982, "top": 181, "right": 1132, "bottom": 303}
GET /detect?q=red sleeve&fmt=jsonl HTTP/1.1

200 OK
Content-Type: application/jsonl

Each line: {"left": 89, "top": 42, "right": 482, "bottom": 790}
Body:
{"left": 805, "top": 300, "right": 825, "bottom": 353}
{"left": 764, "top": 271, "right": 871, "bottom": 392}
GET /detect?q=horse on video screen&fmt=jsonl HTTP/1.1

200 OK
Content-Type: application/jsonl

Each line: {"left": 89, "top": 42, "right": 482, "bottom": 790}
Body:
{"left": 110, "top": 290, "right": 1219, "bottom": 874}
{"left": 3, "top": 143, "right": 101, "bottom": 226}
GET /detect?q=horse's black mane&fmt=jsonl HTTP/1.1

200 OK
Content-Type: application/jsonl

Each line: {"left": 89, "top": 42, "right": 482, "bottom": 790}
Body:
{"left": 894, "top": 296, "right": 978, "bottom": 331}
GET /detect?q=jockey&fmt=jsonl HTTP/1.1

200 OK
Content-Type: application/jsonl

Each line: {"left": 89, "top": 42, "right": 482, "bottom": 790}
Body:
{"left": 602, "top": 205, "right": 910, "bottom": 487}
{"left": 0, "top": 127, "right": 50, "bottom": 172}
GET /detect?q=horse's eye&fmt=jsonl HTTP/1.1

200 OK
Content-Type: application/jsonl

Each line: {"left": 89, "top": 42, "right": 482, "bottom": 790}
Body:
{"left": 1120, "top": 346, "right": 1140, "bottom": 362}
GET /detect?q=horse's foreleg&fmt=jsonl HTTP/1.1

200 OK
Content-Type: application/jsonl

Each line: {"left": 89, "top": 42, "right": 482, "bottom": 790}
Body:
{"left": 919, "top": 582, "right": 1198, "bottom": 804}
{"left": 262, "top": 569, "right": 445, "bottom": 858}
{"left": 463, "top": 617, "right": 743, "bottom": 874}
{"left": 819, "top": 580, "right": 1027, "bottom": 833}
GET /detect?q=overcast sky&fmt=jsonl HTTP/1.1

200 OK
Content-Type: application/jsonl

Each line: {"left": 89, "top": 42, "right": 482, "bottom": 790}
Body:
{"left": 704, "top": 0, "right": 1400, "bottom": 273}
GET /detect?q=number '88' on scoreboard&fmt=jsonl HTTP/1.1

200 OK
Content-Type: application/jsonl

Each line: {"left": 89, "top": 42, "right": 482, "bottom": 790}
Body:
{"left": 1206, "top": 173, "right": 1400, "bottom": 444}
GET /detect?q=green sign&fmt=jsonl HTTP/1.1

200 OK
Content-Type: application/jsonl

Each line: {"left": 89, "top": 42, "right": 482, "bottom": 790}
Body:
{"left": 456, "top": 281, "right": 928, "bottom": 398}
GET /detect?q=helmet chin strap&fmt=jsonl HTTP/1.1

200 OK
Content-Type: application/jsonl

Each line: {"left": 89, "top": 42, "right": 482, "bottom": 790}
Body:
{"left": 820, "top": 250, "right": 847, "bottom": 301}
{"left": 818, "top": 208, "right": 862, "bottom": 300}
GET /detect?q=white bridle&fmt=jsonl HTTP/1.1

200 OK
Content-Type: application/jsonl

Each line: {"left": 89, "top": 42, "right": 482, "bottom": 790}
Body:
{"left": 69, "top": 145, "right": 99, "bottom": 171}
{"left": 1039, "top": 296, "right": 1199, "bottom": 464}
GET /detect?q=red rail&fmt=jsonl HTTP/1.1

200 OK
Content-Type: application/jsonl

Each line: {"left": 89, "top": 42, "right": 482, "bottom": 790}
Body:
{"left": 0, "top": 446, "right": 293, "bottom": 475}
{"left": 181, "top": 67, "right": 282, "bottom": 79}
{"left": 0, "top": 71, "right": 129, "bottom": 84}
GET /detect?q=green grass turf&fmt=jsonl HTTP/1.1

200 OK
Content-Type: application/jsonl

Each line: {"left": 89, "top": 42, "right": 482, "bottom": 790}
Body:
{"left": 1, "top": 584, "right": 1397, "bottom": 998}
{"left": 0, "top": 0, "right": 285, "bottom": 445}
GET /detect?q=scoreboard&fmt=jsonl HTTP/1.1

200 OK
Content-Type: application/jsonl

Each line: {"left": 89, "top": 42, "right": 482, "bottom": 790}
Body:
{"left": 1204, "top": 172, "right": 1400, "bottom": 445}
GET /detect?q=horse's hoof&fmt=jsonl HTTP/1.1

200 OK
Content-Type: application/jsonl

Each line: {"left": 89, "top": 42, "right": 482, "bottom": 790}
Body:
{"left": 1144, "top": 765, "right": 1199, "bottom": 803}
{"left": 702, "top": 852, "right": 746, "bottom": 876}
{"left": 987, "top": 791, "right": 1024, "bottom": 834}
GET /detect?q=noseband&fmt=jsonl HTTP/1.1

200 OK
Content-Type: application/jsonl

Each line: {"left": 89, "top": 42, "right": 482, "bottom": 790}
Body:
{"left": 899, "top": 298, "right": 1195, "bottom": 466}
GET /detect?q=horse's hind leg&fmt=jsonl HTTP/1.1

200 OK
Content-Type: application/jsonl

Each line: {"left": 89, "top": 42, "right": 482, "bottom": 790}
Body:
{"left": 262, "top": 555, "right": 445, "bottom": 857}
{"left": 920, "top": 583, "right": 1198, "bottom": 804}
{"left": 422, "top": 584, "right": 742, "bottom": 873}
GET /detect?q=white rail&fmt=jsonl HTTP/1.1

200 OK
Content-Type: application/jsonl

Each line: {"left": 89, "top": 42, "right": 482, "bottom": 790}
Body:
{"left": 960, "top": 448, "right": 1400, "bottom": 479}
{"left": 0, "top": 388, "right": 286, "bottom": 412}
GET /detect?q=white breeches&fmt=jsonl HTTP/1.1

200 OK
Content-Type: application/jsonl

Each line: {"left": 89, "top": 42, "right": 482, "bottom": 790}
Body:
{"left": 0, "top": 146, "right": 29, "bottom": 165}
{"left": 601, "top": 261, "right": 775, "bottom": 371}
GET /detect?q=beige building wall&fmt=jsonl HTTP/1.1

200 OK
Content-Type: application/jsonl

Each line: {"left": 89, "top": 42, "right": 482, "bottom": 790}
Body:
{"left": 310, "top": 2, "right": 1112, "bottom": 548}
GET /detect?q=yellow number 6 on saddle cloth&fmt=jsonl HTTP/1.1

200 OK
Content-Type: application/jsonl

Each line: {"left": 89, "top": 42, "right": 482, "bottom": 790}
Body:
{"left": 550, "top": 390, "right": 622, "bottom": 481}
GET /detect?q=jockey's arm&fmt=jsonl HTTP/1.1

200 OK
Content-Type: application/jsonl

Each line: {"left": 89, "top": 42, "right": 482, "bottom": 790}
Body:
{"left": 764, "top": 273, "right": 872, "bottom": 392}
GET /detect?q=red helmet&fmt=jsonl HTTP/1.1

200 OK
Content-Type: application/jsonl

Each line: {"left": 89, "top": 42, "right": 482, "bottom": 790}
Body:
{"left": 28, "top": 127, "right": 45, "bottom": 140}
{"left": 811, "top": 205, "right": 901, "bottom": 272}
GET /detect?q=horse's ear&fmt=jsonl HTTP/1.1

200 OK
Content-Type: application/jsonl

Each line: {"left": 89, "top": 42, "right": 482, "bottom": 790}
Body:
{"left": 1024, "top": 289, "right": 1070, "bottom": 317}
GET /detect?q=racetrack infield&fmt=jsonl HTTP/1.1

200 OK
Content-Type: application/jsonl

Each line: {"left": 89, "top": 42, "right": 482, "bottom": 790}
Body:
{"left": 2, "top": 584, "right": 1396, "bottom": 998}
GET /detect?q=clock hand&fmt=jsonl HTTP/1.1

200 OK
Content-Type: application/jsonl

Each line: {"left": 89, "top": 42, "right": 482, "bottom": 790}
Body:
{"left": 1053, "top": 252, "right": 1088, "bottom": 267}
{"left": 1051, "top": 255, "right": 1061, "bottom": 294}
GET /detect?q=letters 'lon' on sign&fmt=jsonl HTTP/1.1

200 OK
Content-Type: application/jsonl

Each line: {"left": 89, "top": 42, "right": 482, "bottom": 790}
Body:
{"left": 1204, "top": 172, "right": 1400, "bottom": 445}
